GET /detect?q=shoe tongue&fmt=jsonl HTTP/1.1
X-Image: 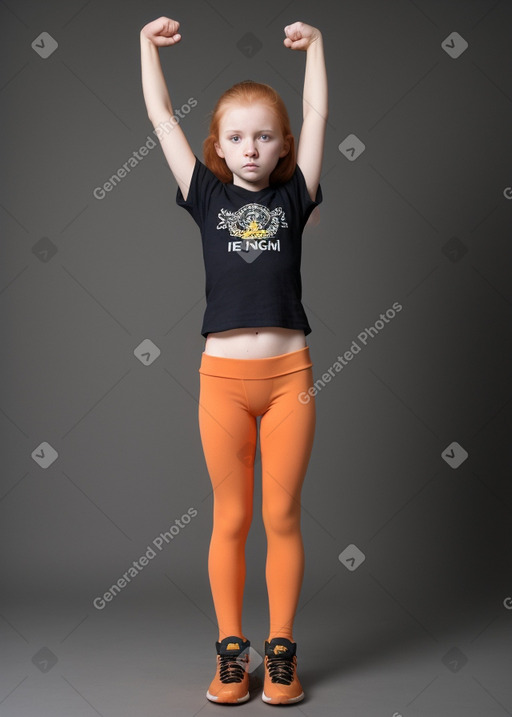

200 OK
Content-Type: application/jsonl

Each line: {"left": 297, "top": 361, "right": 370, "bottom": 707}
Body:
{"left": 218, "top": 636, "right": 247, "bottom": 656}
{"left": 267, "top": 637, "right": 296, "bottom": 658}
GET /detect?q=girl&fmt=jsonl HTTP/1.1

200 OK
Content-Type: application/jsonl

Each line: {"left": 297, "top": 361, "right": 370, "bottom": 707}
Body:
{"left": 140, "top": 16, "right": 327, "bottom": 705}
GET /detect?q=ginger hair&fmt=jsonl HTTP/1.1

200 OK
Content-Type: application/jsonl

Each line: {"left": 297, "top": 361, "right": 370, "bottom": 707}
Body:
{"left": 202, "top": 80, "right": 296, "bottom": 185}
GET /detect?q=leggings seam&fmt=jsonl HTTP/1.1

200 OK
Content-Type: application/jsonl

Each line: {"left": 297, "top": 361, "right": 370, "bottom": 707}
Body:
{"left": 240, "top": 378, "right": 252, "bottom": 415}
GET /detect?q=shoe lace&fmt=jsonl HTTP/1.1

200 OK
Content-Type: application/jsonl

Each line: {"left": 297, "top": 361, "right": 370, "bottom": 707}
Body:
{"left": 266, "top": 654, "right": 294, "bottom": 685}
{"left": 219, "top": 653, "right": 248, "bottom": 683}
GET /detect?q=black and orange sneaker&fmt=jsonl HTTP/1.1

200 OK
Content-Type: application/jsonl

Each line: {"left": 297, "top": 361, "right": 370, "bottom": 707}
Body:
{"left": 206, "top": 635, "right": 251, "bottom": 704}
{"left": 262, "top": 637, "right": 304, "bottom": 704}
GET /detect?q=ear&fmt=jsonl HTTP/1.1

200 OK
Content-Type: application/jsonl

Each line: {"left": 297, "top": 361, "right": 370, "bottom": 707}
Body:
{"left": 214, "top": 141, "right": 225, "bottom": 158}
{"left": 279, "top": 134, "right": 292, "bottom": 158}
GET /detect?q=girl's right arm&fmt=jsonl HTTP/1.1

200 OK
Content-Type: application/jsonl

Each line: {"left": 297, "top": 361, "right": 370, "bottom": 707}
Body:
{"left": 140, "top": 17, "right": 196, "bottom": 200}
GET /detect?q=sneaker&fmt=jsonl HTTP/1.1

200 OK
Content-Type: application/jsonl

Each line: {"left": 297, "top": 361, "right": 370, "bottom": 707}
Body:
{"left": 262, "top": 637, "right": 304, "bottom": 704}
{"left": 206, "top": 635, "right": 251, "bottom": 704}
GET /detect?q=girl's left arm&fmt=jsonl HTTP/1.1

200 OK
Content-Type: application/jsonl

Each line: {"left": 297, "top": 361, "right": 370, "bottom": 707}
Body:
{"left": 284, "top": 22, "right": 328, "bottom": 202}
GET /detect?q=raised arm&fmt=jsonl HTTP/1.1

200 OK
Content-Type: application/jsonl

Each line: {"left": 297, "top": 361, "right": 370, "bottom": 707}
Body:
{"left": 283, "top": 22, "right": 328, "bottom": 202}
{"left": 140, "top": 17, "right": 196, "bottom": 200}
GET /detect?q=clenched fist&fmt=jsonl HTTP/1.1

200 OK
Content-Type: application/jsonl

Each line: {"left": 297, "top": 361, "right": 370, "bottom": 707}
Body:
{"left": 141, "top": 16, "right": 182, "bottom": 47}
{"left": 283, "top": 21, "right": 321, "bottom": 51}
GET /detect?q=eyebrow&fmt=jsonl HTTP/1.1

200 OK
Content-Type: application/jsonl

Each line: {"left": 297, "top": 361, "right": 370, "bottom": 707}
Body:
{"left": 223, "top": 129, "right": 275, "bottom": 133}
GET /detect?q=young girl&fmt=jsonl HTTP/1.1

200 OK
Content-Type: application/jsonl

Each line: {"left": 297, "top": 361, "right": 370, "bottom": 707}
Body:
{"left": 140, "top": 16, "right": 327, "bottom": 705}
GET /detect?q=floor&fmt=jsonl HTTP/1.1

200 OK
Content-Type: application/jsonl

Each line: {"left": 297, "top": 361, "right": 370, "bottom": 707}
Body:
{"left": 1, "top": 594, "right": 510, "bottom": 717}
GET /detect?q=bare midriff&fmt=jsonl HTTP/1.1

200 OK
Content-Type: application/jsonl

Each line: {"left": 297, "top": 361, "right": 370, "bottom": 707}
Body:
{"left": 203, "top": 327, "right": 307, "bottom": 359}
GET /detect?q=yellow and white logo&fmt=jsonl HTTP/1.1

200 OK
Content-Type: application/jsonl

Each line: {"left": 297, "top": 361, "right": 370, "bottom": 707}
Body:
{"left": 273, "top": 645, "right": 288, "bottom": 655}
{"left": 217, "top": 203, "right": 287, "bottom": 239}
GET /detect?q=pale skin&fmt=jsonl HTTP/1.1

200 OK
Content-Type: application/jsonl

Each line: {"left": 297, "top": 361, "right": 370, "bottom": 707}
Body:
{"left": 140, "top": 18, "right": 328, "bottom": 358}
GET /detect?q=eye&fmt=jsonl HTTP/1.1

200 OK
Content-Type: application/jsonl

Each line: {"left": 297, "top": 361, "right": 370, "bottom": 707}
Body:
{"left": 260, "top": 134, "right": 271, "bottom": 141}
{"left": 230, "top": 135, "right": 240, "bottom": 142}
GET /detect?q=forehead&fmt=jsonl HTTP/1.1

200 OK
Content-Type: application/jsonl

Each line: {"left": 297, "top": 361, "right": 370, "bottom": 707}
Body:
{"left": 219, "top": 102, "right": 279, "bottom": 130}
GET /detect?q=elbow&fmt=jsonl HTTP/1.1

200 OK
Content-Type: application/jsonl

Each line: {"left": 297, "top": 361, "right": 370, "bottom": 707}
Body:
{"left": 148, "top": 106, "right": 173, "bottom": 128}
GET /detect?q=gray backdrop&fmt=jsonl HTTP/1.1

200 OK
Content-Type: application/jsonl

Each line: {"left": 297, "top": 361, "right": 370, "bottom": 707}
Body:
{"left": 2, "top": 1, "right": 511, "bottom": 716}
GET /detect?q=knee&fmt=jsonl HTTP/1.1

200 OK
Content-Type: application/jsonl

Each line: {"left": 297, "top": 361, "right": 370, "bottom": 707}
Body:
{"left": 262, "top": 502, "right": 300, "bottom": 537}
{"left": 213, "top": 508, "right": 252, "bottom": 541}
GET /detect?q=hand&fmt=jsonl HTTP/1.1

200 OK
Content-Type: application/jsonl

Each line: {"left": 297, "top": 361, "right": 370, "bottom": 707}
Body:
{"left": 141, "top": 16, "right": 182, "bottom": 47}
{"left": 283, "top": 21, "right": 321, "bottom": 51}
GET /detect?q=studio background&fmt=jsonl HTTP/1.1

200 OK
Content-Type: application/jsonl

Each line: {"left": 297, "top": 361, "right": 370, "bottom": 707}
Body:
{"left": 1, "top": 1, "right": 511, "bottom": 715}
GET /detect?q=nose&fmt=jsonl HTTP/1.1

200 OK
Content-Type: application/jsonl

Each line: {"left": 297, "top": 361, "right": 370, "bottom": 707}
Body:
{"left": 243, "top": 140, "right": 258, "bottom": 157}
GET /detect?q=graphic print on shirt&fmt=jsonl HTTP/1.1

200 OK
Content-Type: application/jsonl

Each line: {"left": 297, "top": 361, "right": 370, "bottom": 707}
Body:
{"left": 216, "top": 202, "right": 288, "bottom": 264}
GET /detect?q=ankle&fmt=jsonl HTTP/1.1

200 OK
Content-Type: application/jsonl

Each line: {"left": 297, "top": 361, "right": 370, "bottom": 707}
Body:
{"left": 218, "top": 634, "right": 249, "bottom": 643}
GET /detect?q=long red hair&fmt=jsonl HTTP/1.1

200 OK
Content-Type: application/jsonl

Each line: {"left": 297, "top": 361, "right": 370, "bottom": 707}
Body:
{"left": 202, "top": 80, "right": 296, "bottom": 185}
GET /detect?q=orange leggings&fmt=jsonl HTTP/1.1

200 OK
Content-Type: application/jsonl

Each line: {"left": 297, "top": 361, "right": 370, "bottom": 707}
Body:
{"left": 198, "top": 346, "right": 316, "bottom": 643}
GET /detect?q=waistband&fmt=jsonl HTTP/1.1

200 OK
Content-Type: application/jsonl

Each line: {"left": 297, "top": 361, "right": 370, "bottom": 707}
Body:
{"left": 198, "top": 346, "right": 313, "bottom": 380}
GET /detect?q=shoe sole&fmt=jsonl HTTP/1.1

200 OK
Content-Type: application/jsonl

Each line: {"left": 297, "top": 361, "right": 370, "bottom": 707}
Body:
{"left": 206, "top": 690, "right": 250, "bottom": 704}
{"left": 262, "top": 690, "right": 304, "bottom": 704}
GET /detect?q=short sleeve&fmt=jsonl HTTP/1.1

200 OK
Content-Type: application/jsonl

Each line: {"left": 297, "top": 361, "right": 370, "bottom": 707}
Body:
{"left": 289, "top": 163, "right": 323, "bottom": 228}
{"left": 176, "top": 156, "right": 221, "bottom": 230}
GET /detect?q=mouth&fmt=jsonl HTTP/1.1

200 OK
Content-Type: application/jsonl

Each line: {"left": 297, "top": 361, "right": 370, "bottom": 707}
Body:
{"left": 243, "top": 163, "right": 258, "bottom": 168}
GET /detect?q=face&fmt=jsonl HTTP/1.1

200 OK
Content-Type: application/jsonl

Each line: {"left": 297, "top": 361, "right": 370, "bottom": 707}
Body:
{"left": 214, "top": 102, "right": 290, "bottom": 191}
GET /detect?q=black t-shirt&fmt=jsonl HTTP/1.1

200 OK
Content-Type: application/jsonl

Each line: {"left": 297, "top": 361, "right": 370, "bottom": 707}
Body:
{"left": 176, "top": 155, "right": 322, "bottom": 338}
